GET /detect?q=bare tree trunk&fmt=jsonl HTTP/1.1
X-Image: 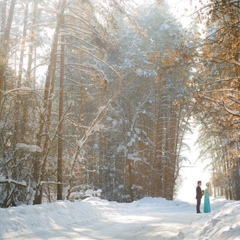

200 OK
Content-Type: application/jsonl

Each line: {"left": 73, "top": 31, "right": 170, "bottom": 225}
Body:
{"left": 26, "top": 1, "right": 38, "bottom": 88}
{"left": 33, "top": 0, "right": 66, "bottom": 204}
{"left": 14, "top": 2, "right": 29, "bottom": 145}
{"left": 18, "top": 3, "right": 29, "bottom": 87}
{"left": 21, "top": 1, "right": 38, "bottom": 142}
{"left": 0, "top": 0, "right": 16, "bottom": 105}
{"left": 153, "top": 102, "right": 163, "bottom": 197}
{"left": 57, "top": 13, "right": 65, "bottom": 200}
{"left": 153, "top": 85, "right": 166, "bottom": 198}
{"left": 0, "top": 0, "right": 7, "bottom": 34}
{"left": 165, "top": 108, "right": 179, "bottom": 200}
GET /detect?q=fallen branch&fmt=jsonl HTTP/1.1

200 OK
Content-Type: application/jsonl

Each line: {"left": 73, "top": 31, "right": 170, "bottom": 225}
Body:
{"left": 0, "top": 178, "right": 27, "bottom": 187}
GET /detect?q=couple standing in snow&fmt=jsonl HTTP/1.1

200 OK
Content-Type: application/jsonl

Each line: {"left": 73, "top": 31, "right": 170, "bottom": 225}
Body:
{"left": 196, "top": 181, "right": 212, "bottom": 214}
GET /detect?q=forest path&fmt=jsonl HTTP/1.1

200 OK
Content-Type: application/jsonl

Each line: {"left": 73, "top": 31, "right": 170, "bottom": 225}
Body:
{"left": 0, "top": 197, "right": 228, "bottom": 240}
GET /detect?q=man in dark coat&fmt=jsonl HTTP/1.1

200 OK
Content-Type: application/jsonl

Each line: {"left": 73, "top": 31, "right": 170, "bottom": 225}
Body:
{"left": 196, "top": 181, "right": 203, "bottom": 213}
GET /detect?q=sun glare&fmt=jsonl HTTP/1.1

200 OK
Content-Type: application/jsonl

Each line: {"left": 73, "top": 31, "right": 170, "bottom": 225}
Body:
{"left": 167, "top": 0, "right": 209, "bottom": 28}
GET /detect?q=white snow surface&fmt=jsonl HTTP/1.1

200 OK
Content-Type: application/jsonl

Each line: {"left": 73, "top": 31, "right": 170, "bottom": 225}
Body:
{"left": 0, "top": 197, "right": 239, "bottom": 240}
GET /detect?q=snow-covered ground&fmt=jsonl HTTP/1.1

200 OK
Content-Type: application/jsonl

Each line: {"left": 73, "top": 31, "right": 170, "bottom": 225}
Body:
{"left": 0, "top": 197, "right": 239, "bottom": 240}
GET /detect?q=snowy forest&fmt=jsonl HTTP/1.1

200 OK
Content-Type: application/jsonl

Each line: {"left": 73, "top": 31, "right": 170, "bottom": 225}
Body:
{"left": 0, "top": 0, "right": 239, "bottom": 208}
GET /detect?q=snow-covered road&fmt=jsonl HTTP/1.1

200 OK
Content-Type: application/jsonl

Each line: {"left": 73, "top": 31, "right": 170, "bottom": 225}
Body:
{"left": 0, "top": 197, "right": 239, "bottom": 240}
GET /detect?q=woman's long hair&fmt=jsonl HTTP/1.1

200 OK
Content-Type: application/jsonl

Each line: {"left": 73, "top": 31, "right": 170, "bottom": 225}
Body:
{"left": 206, "top": 182, "right": 213, "bottom": 196}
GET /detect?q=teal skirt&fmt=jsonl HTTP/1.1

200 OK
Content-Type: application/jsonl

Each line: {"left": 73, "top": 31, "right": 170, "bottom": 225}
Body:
{"left": 204, "top": 189, "right": 211, "bottom": 213}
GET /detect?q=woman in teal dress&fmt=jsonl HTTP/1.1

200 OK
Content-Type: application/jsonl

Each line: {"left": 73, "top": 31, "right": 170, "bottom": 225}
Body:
{"left": 204, "top": 182, "right": 212, "bottom": 213}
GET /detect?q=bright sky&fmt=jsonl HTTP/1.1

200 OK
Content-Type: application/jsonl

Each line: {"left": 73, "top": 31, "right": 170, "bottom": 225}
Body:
{"left": 167, "top": 0, "right": 193, "bottom": 28}
{"left": 167, "top": 0, "right": 209, "bottom": 29}
{"left": 176, "top": 125, "right": 212, "bottom": 203}
{"left": 164, "top": 0, "right": 212, "bottom": 202}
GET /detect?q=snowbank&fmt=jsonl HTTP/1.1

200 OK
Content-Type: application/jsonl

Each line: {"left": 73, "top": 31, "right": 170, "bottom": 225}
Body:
{"left": 198, "top": 201, "right": 240, "bottom": 240}
{"left": 0, "top": 197, "right": 239, "bottom": 239}
{"left": 0, "top": 198, "right": 108, "bottom": 238}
